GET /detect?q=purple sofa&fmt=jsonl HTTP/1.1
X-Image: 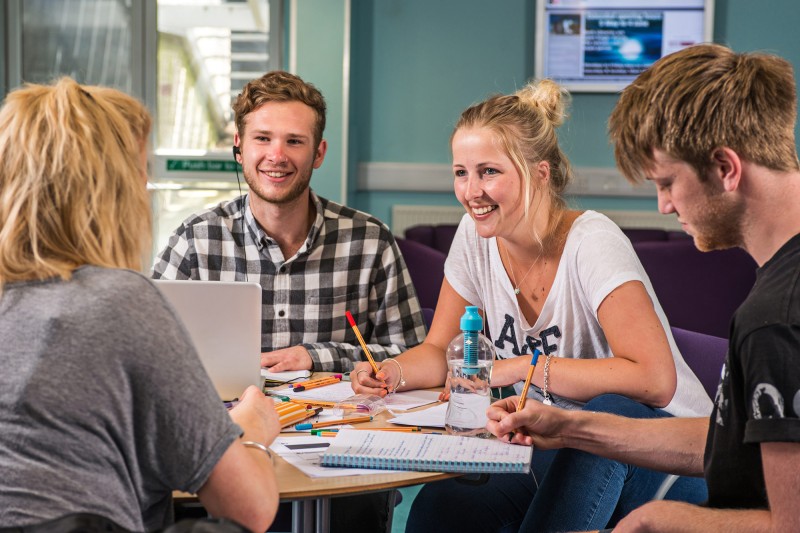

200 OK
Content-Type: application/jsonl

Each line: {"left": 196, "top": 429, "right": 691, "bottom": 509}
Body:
{"left": 403, "top": 224, "right": 756, "bottom": 338}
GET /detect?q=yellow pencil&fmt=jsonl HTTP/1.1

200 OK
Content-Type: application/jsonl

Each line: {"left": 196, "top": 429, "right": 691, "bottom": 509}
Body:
{"left": 290, "top": 399, "right": 337, "bottom": 408}
{"left": 517, "top": 349, "right": 542, "bottom": 412}
{"left": 291, "top": 375, "right": 343, "bottom": 388}
{"left": 352, "top": 426, "right": 420, "bottom": 432}
{"left": 346, "top": 311, "right": 380, "bottom": 374}
{"left": 293, "top": 378, "right": 341, "bottom": 392}
{"left": 275, "top": 402, "right": 306, "bottom": 415}
{"left": 279, "top": 407, "right": 322, "bottom": 428}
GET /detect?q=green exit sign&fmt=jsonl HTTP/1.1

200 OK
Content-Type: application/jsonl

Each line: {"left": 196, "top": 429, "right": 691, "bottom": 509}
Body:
{"left": 166, "top": 159, "right": 239, "bottom": 172}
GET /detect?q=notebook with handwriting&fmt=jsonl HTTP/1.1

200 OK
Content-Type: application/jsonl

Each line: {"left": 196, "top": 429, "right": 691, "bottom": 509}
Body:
{"left": 320, "top": 429, "right": 532, "bottom": 473}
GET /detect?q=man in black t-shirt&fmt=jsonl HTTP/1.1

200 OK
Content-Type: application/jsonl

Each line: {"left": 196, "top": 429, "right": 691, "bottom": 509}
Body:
{"left": 484, "top": 43, "right": 800, "bottom": 531}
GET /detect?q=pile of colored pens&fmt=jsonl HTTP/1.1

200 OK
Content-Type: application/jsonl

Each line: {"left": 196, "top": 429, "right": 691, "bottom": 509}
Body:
{"left": 274, "top": 401, "right": 322, "bottom": 428}
{"left": 291, "top": 374, "right": 342, "bottom": 392}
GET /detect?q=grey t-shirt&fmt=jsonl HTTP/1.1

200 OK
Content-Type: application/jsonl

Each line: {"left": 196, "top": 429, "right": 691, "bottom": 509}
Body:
{"left": 0, "top": 266, "right": 241, "bottom": 531}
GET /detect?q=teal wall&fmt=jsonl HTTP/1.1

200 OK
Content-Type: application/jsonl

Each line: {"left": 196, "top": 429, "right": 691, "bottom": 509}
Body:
{"left": 293, "top": 0, "right": 347, "bottom": 203}
{"left": 293, "top": 0, "right": 800, "bottom": 225}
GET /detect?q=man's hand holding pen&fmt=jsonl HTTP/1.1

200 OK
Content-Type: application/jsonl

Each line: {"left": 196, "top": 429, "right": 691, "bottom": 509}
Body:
{"left": 485, "top": 396, "right": 570, "bottom": 448}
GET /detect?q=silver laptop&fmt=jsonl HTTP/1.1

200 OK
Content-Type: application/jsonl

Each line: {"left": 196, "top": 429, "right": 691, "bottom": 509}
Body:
{"left": 153, "top": 280, "right": 262, "bottom": 401}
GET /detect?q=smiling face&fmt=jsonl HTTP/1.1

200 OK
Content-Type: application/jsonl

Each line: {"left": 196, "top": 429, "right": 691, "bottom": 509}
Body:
{"left": 452, "top": 127, "right": 530, "bottom": 240}
{"left": 647, "top": 149, "right": 745, "bottom": 251}
{"left": 234, "top": 100, "right": 326, "bottom": 207}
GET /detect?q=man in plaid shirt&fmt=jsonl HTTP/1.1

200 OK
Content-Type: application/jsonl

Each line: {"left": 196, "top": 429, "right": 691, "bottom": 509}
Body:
{"left": 152, "top": 71, "right": 426, "bottom": 375}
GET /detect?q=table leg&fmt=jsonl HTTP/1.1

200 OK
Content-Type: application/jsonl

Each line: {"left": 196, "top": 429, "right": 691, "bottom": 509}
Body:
{"left": 315, "top": 496, "right": 331, "bottom": 533}
{"left": 292, "top": 500, "right": 314, "bottom": 533}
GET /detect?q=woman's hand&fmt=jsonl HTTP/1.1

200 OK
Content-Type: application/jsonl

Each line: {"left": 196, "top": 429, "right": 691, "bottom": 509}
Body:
{"left": 228, "top": 385, "right": 280, "bottom": 445}
{"left": 350, "top": 361, "right": 390, "bottom": 396}
{"left": 491, "top": 355, "right": 539, "bottom": 388}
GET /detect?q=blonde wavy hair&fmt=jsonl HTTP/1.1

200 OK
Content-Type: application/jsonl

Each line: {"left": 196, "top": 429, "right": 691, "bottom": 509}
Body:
{"left": 0, "top": 78, "right": 152, "bottom": 287}
{"left": 453, "top": 79, "right": 574, "bottom": 248}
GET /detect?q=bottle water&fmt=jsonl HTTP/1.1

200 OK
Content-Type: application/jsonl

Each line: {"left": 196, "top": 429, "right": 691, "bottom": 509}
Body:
{"left": 445, "top": 306, "right": 495, "bottom": 437}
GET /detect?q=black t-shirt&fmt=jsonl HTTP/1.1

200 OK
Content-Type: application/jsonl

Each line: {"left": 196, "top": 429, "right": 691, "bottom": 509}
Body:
{"left": 704, "top": 233, "right": 800, "bottom": 509}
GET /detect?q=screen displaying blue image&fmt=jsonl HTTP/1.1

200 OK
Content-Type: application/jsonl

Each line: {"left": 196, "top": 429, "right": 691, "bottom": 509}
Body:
{"left": 536, "top": 0, "right": 713, "bottom": 92}
{"left": 583, "top": 11, "right": 663, "bottom": 77}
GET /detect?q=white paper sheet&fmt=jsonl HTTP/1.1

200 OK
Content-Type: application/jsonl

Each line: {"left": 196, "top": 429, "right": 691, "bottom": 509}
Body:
{"left": 270, "top": 436, "right": 399, "bottom": 478}
{"left": 277, "top": 381, "right": 441, "bottom": 411}
{"left": 261, "top": 368, "right": 311, "bottom": 383}
{"left": 388, "top": 402, "right": 447, "bottom": 428}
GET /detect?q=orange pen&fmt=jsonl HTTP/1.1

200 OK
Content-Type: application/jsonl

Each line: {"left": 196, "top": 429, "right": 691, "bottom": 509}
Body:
{"left": 291, "top": 375, "right": 343, "bottom": 388}
{"left": 517, "top": 349, "right": 542, "bottom": 412}
{"left": 275, "top": 402, "right": 307, "bottom": 415}
{"left": 279, "top": 407, "right": 323, "bottom": 428}
{"left": 293, "top": 378, "right": 341, "bottom": 392}
{"left": 289, "top": 399, "right": 338, "bottom": 408}
{"left": 345, "top": 311, "right": 380, "bottom": 374}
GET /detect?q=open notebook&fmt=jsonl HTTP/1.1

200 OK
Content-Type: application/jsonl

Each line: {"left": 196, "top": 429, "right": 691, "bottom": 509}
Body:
{"left": 321, "top": 429, "right": 532, "bottom": 474}
{"left": 153, "top": 279, "right": 262, "bottom": 401}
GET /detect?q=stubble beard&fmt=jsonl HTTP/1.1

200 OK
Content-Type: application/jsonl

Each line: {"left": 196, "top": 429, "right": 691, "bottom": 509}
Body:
{"left": 244, "top": 166, "right": 313, "bottom": 206}
{"left": 691, "top": 188, "right": 746, "bottom": 252}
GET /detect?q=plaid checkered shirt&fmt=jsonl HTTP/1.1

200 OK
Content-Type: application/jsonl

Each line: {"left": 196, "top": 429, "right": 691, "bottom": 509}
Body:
{"left": 151, "top": 191, "right": 426, "bottom": 372}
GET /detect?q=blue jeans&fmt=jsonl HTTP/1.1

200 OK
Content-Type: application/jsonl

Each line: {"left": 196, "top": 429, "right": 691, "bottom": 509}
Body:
{"left": 406, "top": 394, "right": 707, "bottom": 533}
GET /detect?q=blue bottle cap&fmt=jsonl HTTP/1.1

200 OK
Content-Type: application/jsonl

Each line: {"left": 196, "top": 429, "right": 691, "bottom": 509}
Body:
{"left": 460, "top": 305, "right": 482, "bottom": 332}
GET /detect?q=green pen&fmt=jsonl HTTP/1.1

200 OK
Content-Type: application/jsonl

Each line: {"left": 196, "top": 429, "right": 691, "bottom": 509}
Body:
{"left": 311, "top": 428, "right": 340, "bottom": 435}
{"left": 266, "top": 392, "right": 291, "bottom": 402}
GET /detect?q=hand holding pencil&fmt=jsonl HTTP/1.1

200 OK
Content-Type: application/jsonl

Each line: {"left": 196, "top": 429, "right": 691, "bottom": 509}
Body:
{"left": 346, "top": 311, "right": 390, "bottom": 396}
{"left": 228, "top": 385, "right": 281, "bottom": 444}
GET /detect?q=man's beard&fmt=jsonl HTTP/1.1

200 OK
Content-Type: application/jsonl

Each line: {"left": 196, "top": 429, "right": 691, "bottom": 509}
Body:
{"left": 244, "top": 167, "right": 312, "bottom": 205}
{"left": 691, "top": 187, "right": 746, "bottom": 252}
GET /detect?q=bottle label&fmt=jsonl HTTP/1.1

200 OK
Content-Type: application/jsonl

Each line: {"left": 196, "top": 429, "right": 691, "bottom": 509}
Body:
{"left": 445, "top": 392, "right": 490, "bottom": 429}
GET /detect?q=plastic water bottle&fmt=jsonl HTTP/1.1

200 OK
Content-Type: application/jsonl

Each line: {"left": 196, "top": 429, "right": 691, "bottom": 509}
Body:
{"left": 444, "top": 306, "right": 495, "bottom": 437}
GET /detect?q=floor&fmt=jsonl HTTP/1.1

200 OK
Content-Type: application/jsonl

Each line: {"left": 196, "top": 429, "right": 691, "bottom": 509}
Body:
{"left": 392, "top": 485, "right": 422, "bottom": 533}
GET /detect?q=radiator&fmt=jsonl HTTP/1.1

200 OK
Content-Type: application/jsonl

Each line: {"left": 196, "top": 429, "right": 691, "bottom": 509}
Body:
{"left": 391, "top": 205, "right": 680, "bottom": 236}
{"left": 391, "top": 205, "right": 466, "bottom": 235}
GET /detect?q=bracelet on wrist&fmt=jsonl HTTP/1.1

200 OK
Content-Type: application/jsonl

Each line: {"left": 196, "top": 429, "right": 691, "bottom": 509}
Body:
{"left": 542, "top": 355, "right": 553, "bottom": 406}
{"left": 241, "top": 440, "right": 274, "bottom": 462}
{"left": 383, "top": 358, "right": 405, "bottom": 393}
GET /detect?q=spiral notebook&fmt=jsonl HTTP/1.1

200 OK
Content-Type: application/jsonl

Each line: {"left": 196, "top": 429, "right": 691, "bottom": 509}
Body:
{"left": 320, "top": 429, "right": 532, "bottom": 474}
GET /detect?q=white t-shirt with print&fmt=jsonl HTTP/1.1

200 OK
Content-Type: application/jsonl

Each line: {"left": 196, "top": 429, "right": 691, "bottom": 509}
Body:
{"left": 445, "top": 211, "right": 712, "bottom": 418}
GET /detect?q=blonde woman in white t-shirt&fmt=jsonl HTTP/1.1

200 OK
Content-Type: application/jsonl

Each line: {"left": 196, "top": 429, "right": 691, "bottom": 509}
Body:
{"left": 351, "top": 79, "right": 711, "bottom": 533}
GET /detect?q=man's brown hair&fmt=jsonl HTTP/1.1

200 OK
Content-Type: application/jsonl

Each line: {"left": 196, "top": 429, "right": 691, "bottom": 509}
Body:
{"left": 232, "top": 70, "right": 326, "bottom": 147}
{"left": 609, "top": 43, "right": 800, "bottom": 183}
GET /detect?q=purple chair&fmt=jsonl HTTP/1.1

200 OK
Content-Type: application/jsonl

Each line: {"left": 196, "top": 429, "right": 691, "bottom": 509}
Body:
{"left": 405, "top": 224, "right": 459, "bottom": 255}
{"left": 670, "top": 326, "right": 728, "bottom": 399}
{"left": 396, "top": 237, "right": 446, "bottom": 311}
{"left": 655, "top": 326, "right": 727, "bottom": 500}
{"left": 633, "top": 239, "right": 757, "bottom": 338}
{"left": 620, "top": 228, "right": 693, "bottom": 243}
{"left": 622, "top": 228, "right": 670, "bottom": 243}
{"left": 422, "top": 307, "right": 435, "bottom": 330}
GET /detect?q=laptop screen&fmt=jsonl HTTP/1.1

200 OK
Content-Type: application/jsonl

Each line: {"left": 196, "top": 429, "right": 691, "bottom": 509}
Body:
{"left": 153, "top": 280, "right": 262, "bottom": 401}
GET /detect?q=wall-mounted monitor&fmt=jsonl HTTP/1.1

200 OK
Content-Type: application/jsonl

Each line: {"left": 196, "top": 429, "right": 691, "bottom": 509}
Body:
{"left": 535, "top": 0, "right": 714, "bottom": 93}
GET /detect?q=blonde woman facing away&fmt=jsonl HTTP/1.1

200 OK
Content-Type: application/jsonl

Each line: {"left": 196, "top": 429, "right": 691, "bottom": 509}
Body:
{"left": 352, "top": 79, "right": 712, "bottom": 532}
{"left": 0, "top": 79, "right": 279, "bottom": 532}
